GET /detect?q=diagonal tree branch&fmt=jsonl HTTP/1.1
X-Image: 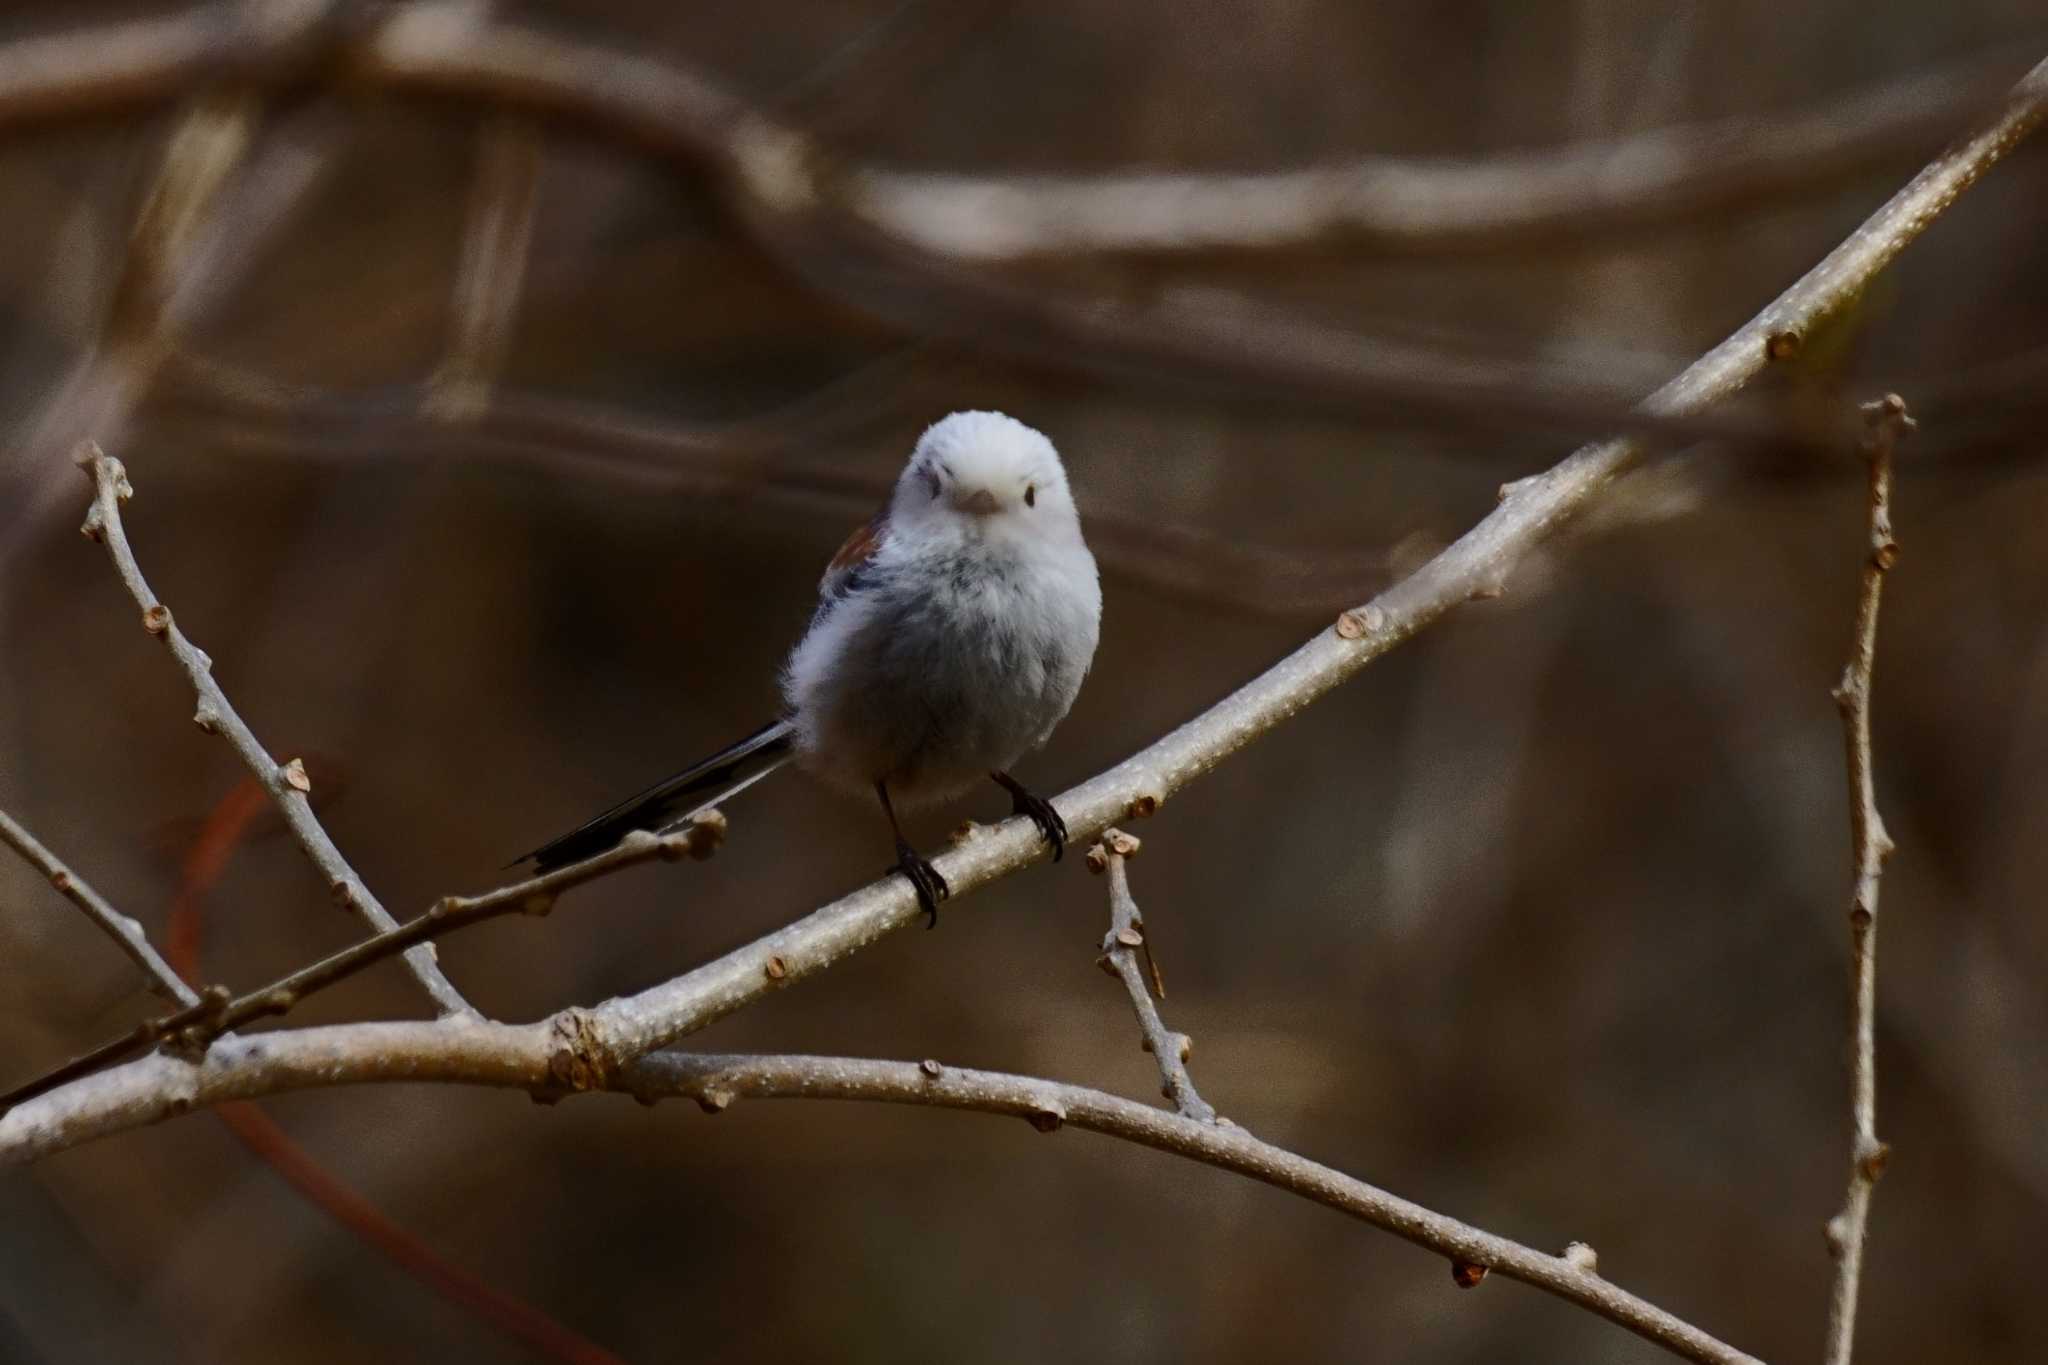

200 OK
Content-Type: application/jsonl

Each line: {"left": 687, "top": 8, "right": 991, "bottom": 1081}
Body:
{"left": 1087, "top": 831, "right": 1215, "bottom": 1123}
{"left": 567, "top": 50, "right": 2048, "bottom": 1078}
{"left": 0, "top": 812, "right": 727, "bottom": 1114}
{"left": 72, "top": 442, "right": 475, "bottom": 1017}
{"left": 1820, "top": 395, "right": 1911, "bottom": 1365}
{"left": 628, "top": 1053, "right": 1760, "bottom": 1365}
{"left": 0, "top": 1029, "right": 1762, "bottom": 1365}
{"left": 0, "top": 808, "right": 201, "bottom": 1007}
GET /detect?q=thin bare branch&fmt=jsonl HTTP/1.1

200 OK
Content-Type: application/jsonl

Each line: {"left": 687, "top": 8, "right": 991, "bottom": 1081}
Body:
{"left": 0, "top": 1032, "right": 1761, "bottom": 1365}
{"left": 0, "top": 809, "right": 201, "bottom": 1007}
{"left": 1821, "top": 395, "right": 1911, "bottom": 1365}
{"left": 70, "top": 443, "right": 475, "bottom": 1017}
{"left": 1086, "top": 832, "right": 1215, "bottom": 1123}
{"left": 0, "top": 813, "right": 727, "bottom": 1115}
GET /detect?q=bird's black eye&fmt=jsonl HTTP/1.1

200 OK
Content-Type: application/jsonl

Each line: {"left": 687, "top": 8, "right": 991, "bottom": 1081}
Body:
{"left": 917, "top": 463, "right": 942, "bottom": 500}
{"left": 1024, "top": 484, "right": 1037, "bottom": 507}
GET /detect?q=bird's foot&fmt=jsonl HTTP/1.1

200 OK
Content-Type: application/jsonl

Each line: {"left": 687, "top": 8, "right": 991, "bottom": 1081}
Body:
{"left": 894, "top": 839, "right": 950, "bottom": 928}
{"left": 1002, "top": 781, "right": 1067, "bottom": 862}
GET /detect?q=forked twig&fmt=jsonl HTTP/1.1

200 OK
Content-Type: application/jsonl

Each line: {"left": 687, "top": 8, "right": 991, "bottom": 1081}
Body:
{"left": 0, "top": 813, "right": 725, "bottom": 1114}
{"left": 73, "top": 441, "right": 475, "bottom": 1016}
{"left": 1087, "top": 832, "right": 1216, "bottom": 1123}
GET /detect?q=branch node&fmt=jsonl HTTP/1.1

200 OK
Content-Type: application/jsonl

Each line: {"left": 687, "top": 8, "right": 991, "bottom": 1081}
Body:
{"left": 1766, "top": 328, "right": 1803, "bottom": 361}
{"left": 919, "top": 1058, "right": 942, "bottom": 1079}
{"left": 1026, "top": 1102, "right": 1066, "bottom": 1133}
{"left": 193, "top": 703, "right": 221, "bottom": 733}
{"left": 764, "top": 955, "right": 789, "bottom": 981}
{"left": 1855, "top": 1139, "right": 1891, "bottom": 1184}
{"left": 279, "top": 757, "right": 312, "bottom": 793}
{"left": 617, "top": 828, "right": 662, "bottom": 858}
{"left": 545, "top": 1009, "right": 611, "bottom": 1093}
{"left": 1563, "top": 1241, "right": 1600, "bottom": 1274}
{"left": 141, "top": 603, "right": 171, "bottom": 637}
{"left": 1451, "top": 1260, "right": 1489, "bottom": 1289}
{"left": 1123, "top": 792, "right": 1160, "bottom": 820}
{"left": 695, "top": 1088, "right": 735, "bottom": 1115}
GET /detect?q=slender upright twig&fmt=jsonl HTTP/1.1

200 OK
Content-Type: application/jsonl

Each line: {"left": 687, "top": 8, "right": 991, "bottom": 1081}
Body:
{"left": 1087, "top": 832, "right": 1216, "bottom": 1123}
{"left": 1821, "top": 395, "right": 1911, "bottom": 1365}
{"left": 0, "top": 809, "right": 200, "bottom": 1007}
{"left": 72, "top": 442, "right": 475, "bottom": 1017}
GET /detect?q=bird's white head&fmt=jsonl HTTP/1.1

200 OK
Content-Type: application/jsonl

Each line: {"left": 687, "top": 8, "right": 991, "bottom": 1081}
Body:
{"left": 888, "top": 411, "right": 1082, "bottom": 546}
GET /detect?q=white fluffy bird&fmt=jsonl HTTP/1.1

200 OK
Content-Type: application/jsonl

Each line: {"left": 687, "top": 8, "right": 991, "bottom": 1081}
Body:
{"left": 521, "top": 411, "right": 1102, "bottom": 925}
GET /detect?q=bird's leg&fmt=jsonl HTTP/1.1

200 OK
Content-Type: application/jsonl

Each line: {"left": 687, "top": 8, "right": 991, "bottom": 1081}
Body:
{"left": 991, "top": 770, "right": 1066, "bottom": 862}
{"left": 876, "top": 780, "right": 949, "bottom": 928}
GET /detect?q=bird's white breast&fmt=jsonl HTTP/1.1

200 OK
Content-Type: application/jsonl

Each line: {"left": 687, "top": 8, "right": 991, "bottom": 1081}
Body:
{"left": 781, "top": 525, "right": 1100, "bottom": 805}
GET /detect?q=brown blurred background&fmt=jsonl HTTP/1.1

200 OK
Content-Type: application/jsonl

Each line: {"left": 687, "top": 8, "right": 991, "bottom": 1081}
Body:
{"left": 4, "top": 2, "right": 2048, "bottom": 1361}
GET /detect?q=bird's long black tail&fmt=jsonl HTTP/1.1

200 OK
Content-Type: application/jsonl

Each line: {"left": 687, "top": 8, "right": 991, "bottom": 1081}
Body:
{"left": 518, "top": 719, "right": 796, "bottom": 871}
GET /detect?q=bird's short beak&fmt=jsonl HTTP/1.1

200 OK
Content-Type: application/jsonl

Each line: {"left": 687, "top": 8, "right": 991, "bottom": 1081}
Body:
{"left": 954, "top": 488, "right": 1002, "bottom": 517}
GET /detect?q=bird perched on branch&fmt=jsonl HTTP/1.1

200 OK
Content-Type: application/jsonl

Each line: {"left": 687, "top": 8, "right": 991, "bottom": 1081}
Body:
{"left": 519, "top": 411, "right": 1102, "bottom": 925}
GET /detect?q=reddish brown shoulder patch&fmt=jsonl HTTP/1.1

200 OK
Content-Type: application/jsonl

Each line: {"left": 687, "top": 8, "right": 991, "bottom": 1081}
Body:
{"left": 828, "top": 514, "right": 885, "bottom": 576}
